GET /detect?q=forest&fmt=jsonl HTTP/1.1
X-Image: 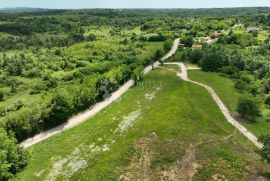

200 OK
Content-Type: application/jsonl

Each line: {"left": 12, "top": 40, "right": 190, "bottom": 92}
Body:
{"left": 2, "top": 7, "right": 270, "bottom": 180}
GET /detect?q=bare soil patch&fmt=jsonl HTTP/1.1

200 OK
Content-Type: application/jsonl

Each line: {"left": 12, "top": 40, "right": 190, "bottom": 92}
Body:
{"left": 119, "top": 134, "right": 196, "bottom": 181}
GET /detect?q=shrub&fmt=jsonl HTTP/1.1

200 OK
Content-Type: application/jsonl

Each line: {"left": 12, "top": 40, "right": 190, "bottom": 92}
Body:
{"left": 237, "top": 97, "right": 260, "bottom": 121}
{"left": 265, "top": 95, "right": 270, "bottom": 107}
{"left": 30, "top": 83, "right": 46, "bottom": 95}
{"left": 199, "top": 45, "right": 227, "bottom": 72}
{"left": 163, "top": 39, "right": 173, "bottom": 52}
{"left": 258, "top": 135, "right": 270, "bottom": 163}
{"left": 55, "top": 49, "right": 61, "bottom": 56}
{"left": 132, "top": 66, "right": 144, "bottom": 85}
{"left": 148, "top": 34, "right": 166, "bottom": 42}
{"left": 180, "top": 35, "right": 193, "bottom": 47}
{"left": 87, "top": 33, "right": 97, "bottom": 42}
{"left": 48, "top": 90, "right": 74, "bottom": 125}
{"left": 218, "top": 66, "right": 239, "bottom": 75}
{"left": 7, "top": 59, "right": 24, "bottom": 76}
{"left": 234, "top": 80, "right": 248, "bottom": 92}
{"left": 45, "top": 78, "right": 58, "bottom": 89}
{"left": 154, "top": 49, "right": 163, "bottom": 61}
{"left": 0, "top": 91, "right": 4, "bottom": 101}
{"left": 263, "top": 78, "right": 270, "bottom": 94}
{"left": 71, "top": 79, "right": 98, "bottom": 109}
{"left": 189, "top": 49, "right": 203, "bottom": 64}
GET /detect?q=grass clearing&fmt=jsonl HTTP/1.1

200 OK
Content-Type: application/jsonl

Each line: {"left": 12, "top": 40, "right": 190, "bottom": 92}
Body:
{"left": 188, "top": 69, "right": 242, "bottom": 113}
{"left": 188, "top": 69, "right": 270, "bottom": 137}
{"left": 257, "top": 30, "right": 269, "bottom": 42}
{"left": 17, "top": 68, "right": 270, "bottom": 181}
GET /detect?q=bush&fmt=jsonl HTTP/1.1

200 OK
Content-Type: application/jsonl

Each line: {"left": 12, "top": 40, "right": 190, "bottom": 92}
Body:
{"left": 147, "top": 34, "right": 166, "bottom": 42}
{"left": 4, "top": 107, "right": 38, "bottom": 142}
{"left": 0, "top": 128, "right": 28, "bottom": 180}
{"left": 258, "top": 135, "right": 270, "bottom": 163}
{"left": 180, "top": 35, "right": 193, "bottom": 47}
{"left": 7, "top": 59, "right": 24, "bottom": 76}
{"left": 48, "top": 90, "right": 74, "bottom": 125}
{"left": 30, "top": 83, "right": 46, "bottom": 95}
{"left": 218, "top": 66, "right": 239, "bottom": 75}
{"left": 234, "top": 80, "right": 248, "bottom": 92}
{"left": 237, "top": 97, "right": 260, "bottom": 121}
{"left": 23, "top": 68, "right": 42, "bottom": 78}
{"left": 263, "top": 78, "right": 270, "bottom": 94}
{"left": 163, "top": 39, "right": 173, "bottom": 52}
{"left": 71, "top": 79, "right": 98, "bottom": 109}
{"left": 55, "top": 49, "right": 61, "bottom": 56}
{"left": 132, "top": 65, "right": 144, "bottom": 85}
{"left": 199, "top": 45, "right": 227, "bottom": 72}
{"left": 87, "top": 33, "right": 97, "bottom": 42}
{"left": 189, "top": 49, "right": 203, "bottom": 64}
{"left": 45, "top": 78, "right": 58, "bottom": 89}
{"left": 154, "top": 49, "right": 163, "bottom": 61}
{"left": 0, "top": 91, "right": 4, "bottom": 101}
{"left": 265, "top": 95, "right": 270, "bottom": 107}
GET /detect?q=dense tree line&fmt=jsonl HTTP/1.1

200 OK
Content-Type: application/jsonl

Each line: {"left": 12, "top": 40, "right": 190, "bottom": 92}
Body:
{"left": 0, "top": 7, "right": 269, "bottom": 50}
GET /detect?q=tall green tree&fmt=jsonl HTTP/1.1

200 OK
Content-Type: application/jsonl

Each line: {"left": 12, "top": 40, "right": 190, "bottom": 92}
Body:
{"left": 0, "top": 128, "right": 28, "bottom": 180}
{"left": 49, "top": 90, "right": 74, "bottom": 124}
{"left": 132, "top": 66, "right": 144, "bottom": 85}
{"left": 163, "top": 39, "right": 173, "bottom": 52}
{"left": 199, "top": 45, "right": 227, "bottom": 71}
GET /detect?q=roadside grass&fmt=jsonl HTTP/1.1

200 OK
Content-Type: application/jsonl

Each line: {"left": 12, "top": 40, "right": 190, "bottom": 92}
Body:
{"left": 244, "top": 116, "right": 270, "bottom": 136}
{"left": 188, "top": 69, "right": 242, "bottom": 113}
{"left": 162, "top": 64, "right": 180, "bottom": 72}
{"left": 138, "top": 42, "right": 163, "bottom": 60}
{"left": 184, "top": 62, "right": 200, "bottom": 69}
{"left": 188, "top": 69, "right": 270, "bottom": 137}
{"left": 17, "top": 67, "right": 270, "bottom": 181}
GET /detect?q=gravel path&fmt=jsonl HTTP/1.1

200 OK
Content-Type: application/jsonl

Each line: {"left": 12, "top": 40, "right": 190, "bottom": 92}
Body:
{"left": 165, "top": 62, "right": 263, "bottom": 148}
{"left": 20, "top": 39, "right": 180, "bottom": 148}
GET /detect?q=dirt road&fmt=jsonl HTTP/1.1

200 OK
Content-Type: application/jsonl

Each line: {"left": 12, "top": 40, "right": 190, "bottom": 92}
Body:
{"left": 20, "top": 39, "right": 180, "bottom": 148}
{"left": 165, "top": 62, "right": 263, "bottom": 148}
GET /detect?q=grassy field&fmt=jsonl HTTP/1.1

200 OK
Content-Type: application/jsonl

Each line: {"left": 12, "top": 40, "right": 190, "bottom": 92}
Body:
{"left": 188, "top": 69, "right": 270, "bottom": 137}
{"left": 17, "top": 67, "right": 270, "bottom": 181}
{"left": 188, "top": 70, "right": 242, "bottom": 113}
{"left": 257, "top": 30, "right": 269, "bottom": 42}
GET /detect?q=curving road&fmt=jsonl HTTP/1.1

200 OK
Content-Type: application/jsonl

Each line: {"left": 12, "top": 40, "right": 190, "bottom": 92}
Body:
{"left": 20, "top": 39, "right": 180, "bottom": 148}
{"left": 164, "top": 62, "right": 263, "bottom": 149}
{"left": 20, "top": 38, "right": 263, "bottom": 150}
